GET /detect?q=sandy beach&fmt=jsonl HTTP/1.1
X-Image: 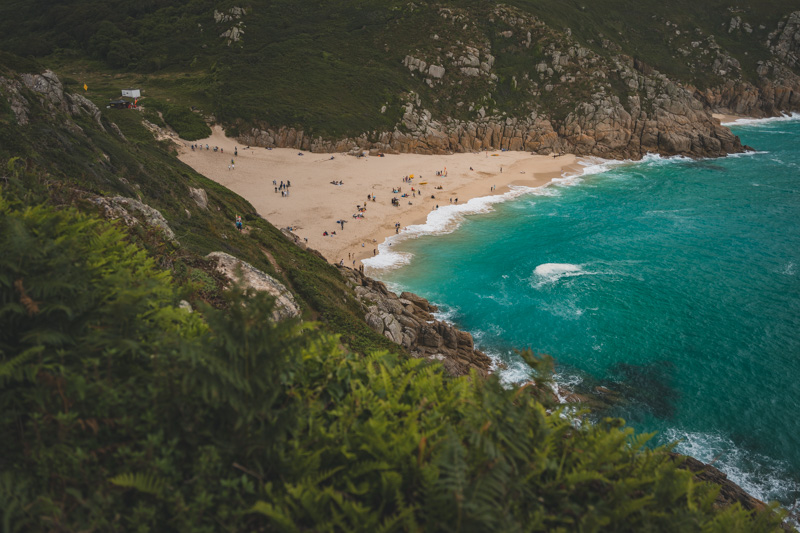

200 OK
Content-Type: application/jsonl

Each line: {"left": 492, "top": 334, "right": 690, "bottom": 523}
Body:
{"left": 712, "top": 113, "right": 748, "bottom": 125}
{"left": 178, "top": 126, "right": 583, "bottom": 267}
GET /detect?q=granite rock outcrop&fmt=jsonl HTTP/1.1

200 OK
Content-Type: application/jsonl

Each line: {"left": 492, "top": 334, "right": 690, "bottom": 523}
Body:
{"left": 339, "top": 266, "right": 492, "bottom": 377}
{"left": 90, "top": 196, "right": 177, "bottom": 242}
{"left": 206, "top": 251, "right": 300, "bottom": 321}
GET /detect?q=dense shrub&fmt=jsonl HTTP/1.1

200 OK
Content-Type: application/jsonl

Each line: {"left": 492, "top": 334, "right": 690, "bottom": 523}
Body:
{"left": 145, "top": 98, "right": 211, "bottom": 141}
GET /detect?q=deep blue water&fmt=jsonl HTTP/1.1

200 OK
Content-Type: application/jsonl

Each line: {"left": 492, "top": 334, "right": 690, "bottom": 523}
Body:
{"left": 369, "top": 117, "right": 800, "bottom": 507}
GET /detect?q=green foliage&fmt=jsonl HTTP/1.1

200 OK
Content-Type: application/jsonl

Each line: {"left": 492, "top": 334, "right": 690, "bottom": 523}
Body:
{"left": 109, "top": 472, "right": 167, "bottom": 497}
{"left": 3, "top": 0, "right": 797, "bottom": 138}
{"left": 145, "top": 98, "right": 211, "bottom": 141}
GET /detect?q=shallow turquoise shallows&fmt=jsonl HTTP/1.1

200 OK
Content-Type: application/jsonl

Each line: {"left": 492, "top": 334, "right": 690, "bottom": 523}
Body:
{"left": 370, "top": 117, "right": 800, "bottom": 507}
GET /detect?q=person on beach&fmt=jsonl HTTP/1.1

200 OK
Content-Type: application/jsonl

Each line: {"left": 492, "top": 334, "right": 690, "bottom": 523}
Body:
{"left": 234, "top": 147, "right": 238, "bottom": 156}
{"left": 373, "top": 248, "right": 376, "bottom": 256}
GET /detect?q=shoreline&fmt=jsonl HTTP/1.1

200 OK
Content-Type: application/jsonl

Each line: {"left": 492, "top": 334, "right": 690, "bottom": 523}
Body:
{"left": 178, "top": 126, "right": 584, "bottom": 268}
{"left": 177, "top": 114, "right": 799, "bottom": 271}
{"left": 714, "top": 111, "right": 800, "bottom": 126}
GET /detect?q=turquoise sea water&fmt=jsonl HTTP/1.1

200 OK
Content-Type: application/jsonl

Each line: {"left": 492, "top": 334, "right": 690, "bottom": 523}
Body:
{"left": 366, "top": 116, "right": 800, "bottom": 508}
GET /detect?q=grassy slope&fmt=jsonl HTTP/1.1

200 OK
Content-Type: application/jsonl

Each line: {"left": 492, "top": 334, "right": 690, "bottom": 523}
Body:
{"left": 0, "top": 54, "right": 398, "bottom": 356}
{"left": 513, "top": 0, "right": 796, "bottom": 87}
{"left": 2, "top": 1, "right": 798, "bottom": 140}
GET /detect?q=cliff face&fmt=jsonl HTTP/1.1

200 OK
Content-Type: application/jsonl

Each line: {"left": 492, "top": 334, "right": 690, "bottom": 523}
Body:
{"left": 691, "top": 11, "right": 800, "bottom": 118}
{"left": 338, "top": 266, "right": 493, "bottom": 378}
{"left": 238, "top": 85, "right": 743, "bottom": 159}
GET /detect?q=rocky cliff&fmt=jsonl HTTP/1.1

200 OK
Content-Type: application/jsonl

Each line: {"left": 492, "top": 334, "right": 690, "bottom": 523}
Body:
{"left": 691, "top": 11, "right": 800, "bottom": 118}
{"left": 338, "top": 266, "right": 492, "bottom": 377}
{"left": 235, "top": 6, "right": 800, "bottom": 160}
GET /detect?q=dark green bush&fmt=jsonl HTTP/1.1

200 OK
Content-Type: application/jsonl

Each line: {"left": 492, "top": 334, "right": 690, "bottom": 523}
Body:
{"left": 145, "top": 98, "right": 211, "bottom": 141}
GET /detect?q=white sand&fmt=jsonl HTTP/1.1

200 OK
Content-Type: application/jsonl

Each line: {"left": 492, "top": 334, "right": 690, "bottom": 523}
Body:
{"left": 713, "top": 113, "right": 748, "bottom": 125}
{"left": 178, "top": 126, "right": 584, "bottom": 267}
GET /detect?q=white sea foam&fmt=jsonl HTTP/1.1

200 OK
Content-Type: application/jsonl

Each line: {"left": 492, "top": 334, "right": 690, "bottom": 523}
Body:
{"left": 363, "top": 149, "right": 744, "bottom": 277}
{"left": 531, "top": 263, "right": 586, "bottom": 288}
{"left": 363, "top": 183, "right": 553, "bottom": 274}
{"left": 721, "top": 112, "right": 800, "bottom": 127}
{"left": 663, "top": 428, "right": 800, "bottom": 514}
{"left": 534, "top": 262, "right": 582, "bottom": 277}
{"left": 726, "top": 150, "right": 771, "bottom": 159}
{"left": 431, "top": 303, "right": 459, "bottom": 324}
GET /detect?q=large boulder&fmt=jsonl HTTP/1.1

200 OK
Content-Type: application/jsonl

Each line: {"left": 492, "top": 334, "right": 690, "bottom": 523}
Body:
{"left": 90, "top": 196, "right": 176, "bottom": 242}
{"left": 189, "top": 187, "right": 209, "bottom": 209}
{"left": 206, "top": 252, "right": 300, "bottom": 321}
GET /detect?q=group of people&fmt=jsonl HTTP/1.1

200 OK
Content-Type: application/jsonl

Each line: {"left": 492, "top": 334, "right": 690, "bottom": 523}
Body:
{"left": 330, "top": 180, "right": 344, "bottom": 185}
{"left": 274, "top": 179, "right": 292, "bottom": 197}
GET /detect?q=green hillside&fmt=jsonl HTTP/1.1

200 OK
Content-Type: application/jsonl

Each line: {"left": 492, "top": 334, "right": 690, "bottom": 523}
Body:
{"left": 1, "top": 1, "right": 798, "bottom": 140}
{"left": 0, "top": 51, "right": 398, "bottom": 356}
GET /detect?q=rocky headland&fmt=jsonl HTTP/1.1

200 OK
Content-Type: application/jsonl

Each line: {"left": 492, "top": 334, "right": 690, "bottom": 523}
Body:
{"left": 235, "top": 6, "right": 800, "bottom": 160}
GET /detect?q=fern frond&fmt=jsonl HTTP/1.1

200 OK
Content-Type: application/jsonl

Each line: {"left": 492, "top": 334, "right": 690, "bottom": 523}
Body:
{"left": 109, "top": 473, "right": 166, "bottom": 497}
